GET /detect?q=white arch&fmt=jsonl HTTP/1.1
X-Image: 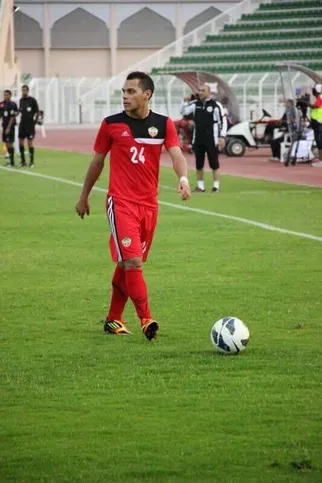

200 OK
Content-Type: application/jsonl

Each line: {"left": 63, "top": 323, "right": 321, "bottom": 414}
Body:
{"left": 116, "top": 4, "right": 176, "bottom": 29}
{"left": 17, "top": 5, "right": 43, "bottom": 28}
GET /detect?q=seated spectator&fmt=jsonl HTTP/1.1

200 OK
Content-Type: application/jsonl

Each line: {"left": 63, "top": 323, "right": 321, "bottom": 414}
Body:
{"left": 266, "top": 99, "right": 297, "bottom": 161}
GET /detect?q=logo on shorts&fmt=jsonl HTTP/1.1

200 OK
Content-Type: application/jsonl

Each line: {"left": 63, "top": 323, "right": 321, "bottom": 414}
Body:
{"left": 206, "top": 106, "right": 213, "bottom": 113}
{"left": 122, "top": 237, "right": 131, "bottom": 247}
{"left": 148, "top": 126, "right": 158, "bottom": 138}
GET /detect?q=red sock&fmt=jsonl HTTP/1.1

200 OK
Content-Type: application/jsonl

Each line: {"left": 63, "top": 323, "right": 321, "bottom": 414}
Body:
{"left": 107, "top": 264, "right": 128, "bottom": 321}
{"left": 125, "top": 268, "right": 152, "bottom": 322}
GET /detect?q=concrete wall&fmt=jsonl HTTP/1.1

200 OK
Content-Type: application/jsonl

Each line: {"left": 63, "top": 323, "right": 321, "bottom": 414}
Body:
{"left": 0, "top": 0, "right": 19, "bottom": 87}
{"left": 14, "top": 1, "right": 240, "bottom": 78}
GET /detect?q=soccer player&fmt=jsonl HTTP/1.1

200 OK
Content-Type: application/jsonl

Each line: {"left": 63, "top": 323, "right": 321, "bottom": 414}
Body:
{"left": 75, "top": 71, "right": 191, "bottom": 341}
{"left": 0, "top": 90, "right": 18, "bottom": 167}
{"left": 19, "top": 85, "right": 39, "bottom": 168}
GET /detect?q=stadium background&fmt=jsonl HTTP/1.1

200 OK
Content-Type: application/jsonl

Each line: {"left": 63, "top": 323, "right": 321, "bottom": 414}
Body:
{"left": 9, "top": 0, "right": 233, "bottom": 78}
{"left": 1, "top": 0, "right": 321, "bottom": 125}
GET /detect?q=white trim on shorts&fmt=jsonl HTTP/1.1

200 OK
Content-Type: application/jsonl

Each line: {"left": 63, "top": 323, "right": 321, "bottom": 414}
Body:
{"left": 107, "top": 196, "right": 123, "bottom": 262}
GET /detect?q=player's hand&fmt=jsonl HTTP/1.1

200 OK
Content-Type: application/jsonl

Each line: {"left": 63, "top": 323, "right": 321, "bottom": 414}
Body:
{"left": 75, "top": 198, "right": 90, "bottom": 219}
{"left": 177, "top": 178, "right": 191, "bottom": 201}
{"left": 218, "top": 137, "right": 226, "bottom": 150}
{"left": 5, "top": 127, "right": 10, "bottom": 135}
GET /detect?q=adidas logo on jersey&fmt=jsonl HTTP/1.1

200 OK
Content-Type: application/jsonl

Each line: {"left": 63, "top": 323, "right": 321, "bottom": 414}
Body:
{"left": 121, "top": 131, "right": 130, "bottom": 137}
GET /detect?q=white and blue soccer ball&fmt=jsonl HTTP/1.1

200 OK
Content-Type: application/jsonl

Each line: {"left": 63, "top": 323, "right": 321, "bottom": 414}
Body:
{"left": 210, "top": 317, "right": 250, "bottom": 355}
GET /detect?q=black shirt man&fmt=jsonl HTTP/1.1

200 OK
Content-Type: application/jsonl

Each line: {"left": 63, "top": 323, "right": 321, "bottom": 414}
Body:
{"left": 19, "top": 85, "right": 39, "bottom": 167}
{"left": 181, "top": 83, "right": 227, "bottom": 192}
{"left": 0, "top": 90, "right": 18, "bottom": 167}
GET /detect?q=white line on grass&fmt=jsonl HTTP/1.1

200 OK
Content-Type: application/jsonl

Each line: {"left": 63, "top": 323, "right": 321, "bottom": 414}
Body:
{"left": 160, "top": 185, "right": 312, "bottom": 195}
{"left": 235, "top": 190, "right": 313, "bottom": 195}
{"left": 1, "top": 166, "right": 322, "bottom": 243}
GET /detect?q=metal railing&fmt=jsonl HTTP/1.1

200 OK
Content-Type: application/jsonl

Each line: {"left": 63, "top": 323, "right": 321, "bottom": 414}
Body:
{"left": 26, "top": 70, "right": 317, "bottom": 126}
{"left": 25, "top": 77, "right": 105, "bottom": 124}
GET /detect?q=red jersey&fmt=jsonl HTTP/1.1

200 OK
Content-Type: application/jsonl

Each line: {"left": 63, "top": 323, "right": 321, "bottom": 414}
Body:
{"left": 313, "top": 97, "right": 322, "bottom": 108}
{"left": 94, "top": 110, "right": 179, "bottom": 207}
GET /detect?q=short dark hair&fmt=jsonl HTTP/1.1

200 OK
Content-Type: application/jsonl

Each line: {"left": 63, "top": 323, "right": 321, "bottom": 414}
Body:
{"left": 126, "top": 71, "right": 154, "bottom": 99}
{"left": 22, "top": 85, "right": 29, "bottom": 91}
{"left": 4, "top": 89, "right": 12, "bottom": 96}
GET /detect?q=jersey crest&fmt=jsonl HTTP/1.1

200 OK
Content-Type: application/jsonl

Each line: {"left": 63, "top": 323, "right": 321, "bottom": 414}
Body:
{"left": 148, "top": 126, "right": 158, "bottom": 138}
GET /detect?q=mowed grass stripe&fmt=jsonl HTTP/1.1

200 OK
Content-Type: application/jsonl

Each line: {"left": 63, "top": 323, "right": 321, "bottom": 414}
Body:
{"left": 1, "top": 160, "right": 322, "bottom": 483}
{"left": 6, "top": 149, "right": 321, "bottom": 235}
{"left": 1, "top": 165, "right": 322, "bottom": 243}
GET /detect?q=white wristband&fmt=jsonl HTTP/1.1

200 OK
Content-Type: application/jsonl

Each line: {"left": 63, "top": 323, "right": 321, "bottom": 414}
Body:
{"left": 180, "top": 176, "right": 189, "bottom": 185}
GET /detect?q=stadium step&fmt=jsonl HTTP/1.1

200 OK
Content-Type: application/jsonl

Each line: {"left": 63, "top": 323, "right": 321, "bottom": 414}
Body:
{"left": 205, "top": 29, "right": 322, "bottom": 42}
{"left": 223, "top": 20, "right": 322, "bottom": 32}
{"left": 220, "top": 27, "right": 322, "bottom": 37}
{"left": 259, "top": 0, "right": 322, "bottom": 10}
{"left": 197, "top": 38, "right": 322, "bottom": 50}
{"left": 243, "top": 7, "right": 322, "bottom": 19}
{"left": 184, "top": 48, "right": 322, "bottom": 59}
{"left": 238, "top": 15, "right": 320, "bottom": 24}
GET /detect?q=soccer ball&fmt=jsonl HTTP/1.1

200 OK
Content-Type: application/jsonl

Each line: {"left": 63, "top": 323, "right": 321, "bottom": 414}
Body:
{"left": 210, "top": 317, "right": 250, "bottom": 355}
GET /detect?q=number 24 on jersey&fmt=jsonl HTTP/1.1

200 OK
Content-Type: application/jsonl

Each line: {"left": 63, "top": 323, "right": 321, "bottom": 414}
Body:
{"left": 130, "top": 146, "right": 145, "bottom": 164}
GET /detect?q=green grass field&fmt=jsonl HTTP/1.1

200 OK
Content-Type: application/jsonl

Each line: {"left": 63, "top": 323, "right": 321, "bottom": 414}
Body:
{"left": 1, "top": 149, "right": 322, "bottom": 483}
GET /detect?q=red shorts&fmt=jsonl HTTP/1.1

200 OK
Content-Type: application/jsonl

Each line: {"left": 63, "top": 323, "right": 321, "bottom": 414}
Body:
{"left": 106, "top": 196, "right": 158, "bottom": 262}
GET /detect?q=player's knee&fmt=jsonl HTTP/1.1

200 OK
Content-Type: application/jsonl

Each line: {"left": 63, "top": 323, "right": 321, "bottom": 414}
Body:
{"left": 124, "top": 257, "right": 143, "bottom": 270}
